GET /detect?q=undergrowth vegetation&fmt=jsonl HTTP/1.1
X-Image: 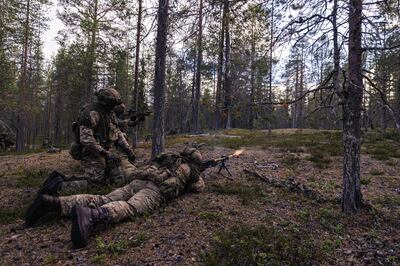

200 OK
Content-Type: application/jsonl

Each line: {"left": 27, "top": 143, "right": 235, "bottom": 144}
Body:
{"left": 201, "top": 223, "right": 321, "bottom": 265}
{"left": 165, "top": 129, "right": 400, "bottom": 168}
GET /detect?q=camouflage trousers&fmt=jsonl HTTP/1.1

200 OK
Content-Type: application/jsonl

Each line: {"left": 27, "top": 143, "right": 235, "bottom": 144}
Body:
{"left": 60, "top": 151, "right": 136, "bottom": 194}
{"left": 59, "top": 180, "right": 164, "bottom": 223}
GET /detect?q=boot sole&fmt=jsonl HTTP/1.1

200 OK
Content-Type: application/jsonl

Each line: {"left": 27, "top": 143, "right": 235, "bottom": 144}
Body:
{"left": 25, "top": 196, "right": 46, "bottom": 226}
{"left": 37, "top": 175, "right": 63, "bottom": 196}
{"left": 71, "top": 206, "right": 88, "bottom": 249}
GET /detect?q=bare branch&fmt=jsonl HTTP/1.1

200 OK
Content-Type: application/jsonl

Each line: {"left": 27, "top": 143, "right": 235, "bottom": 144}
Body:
{"left": 254, "top": 72, "right": 334, "bottom": 106}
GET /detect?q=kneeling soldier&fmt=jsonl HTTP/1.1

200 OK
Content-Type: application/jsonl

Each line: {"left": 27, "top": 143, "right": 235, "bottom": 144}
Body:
{"left": 25, "top": 148, "right": 214, "bottom": 248}
{"left": 38, "top": 87, "right": 136, "bottom": 197}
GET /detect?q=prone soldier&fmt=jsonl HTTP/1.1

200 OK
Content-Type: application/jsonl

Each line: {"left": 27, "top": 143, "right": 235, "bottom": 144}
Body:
{"left": 25, "top": 147, "right": 215, "bottom": 248}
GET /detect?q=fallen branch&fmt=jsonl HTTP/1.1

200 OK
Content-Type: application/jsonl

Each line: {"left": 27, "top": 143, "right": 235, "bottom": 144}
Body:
{"left": 243, "top": 169, "right": 328, "bottom": 203}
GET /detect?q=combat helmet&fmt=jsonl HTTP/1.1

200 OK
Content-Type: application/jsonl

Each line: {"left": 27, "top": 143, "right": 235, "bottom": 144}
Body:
{"left": 180, "top": 147, "right": 202, "bottom": 162}
{"left": 113, "top": 103, "right": 126, "bottom": 115}
{"left": 96, "top": 87, "right": 122, "bottom": 108}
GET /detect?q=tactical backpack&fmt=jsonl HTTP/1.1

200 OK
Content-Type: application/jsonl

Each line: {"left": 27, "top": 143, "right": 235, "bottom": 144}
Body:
{"left": 69, "top": 104, "right": 108, "bottom": 160}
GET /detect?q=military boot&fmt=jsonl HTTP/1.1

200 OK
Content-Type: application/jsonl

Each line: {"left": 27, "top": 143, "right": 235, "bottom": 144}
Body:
{"left": 71, "top": 206, "right": 110, "bottom": 249}
{"left": 37, "top": 170, "right": 65, "bottom": 196}
{"left": 25, "top": 195, "right": 60, "bottom": 226}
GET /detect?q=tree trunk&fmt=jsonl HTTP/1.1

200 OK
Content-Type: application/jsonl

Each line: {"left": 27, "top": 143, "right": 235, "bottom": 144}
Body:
{"left": 214, "top": 3, "right": 225, "bottom": 130}
{"left": 84, "top": 0, "right": 98, "bottom": 102}
{"left": 151, "top": 0, "right": 169, "bottom": 158}
{"left": 223, "top": 0, "right": 231, "bottom": 129}
{"left": 249, "top": 21, "right": 255, "bottom": 129}
{"left": 189, "top": 57, "right": 196, "bottom": 132}
{"left": 16, "top": 0, "right": 31, "bottom": 151}
{"left": 267, "top": 0, "right": 274, "bottom": 133}
{"left": 332, "top": 0, "right": 340, "bottom": 93}
{"left": 132, "top": 0, "right": 143, "bottom": 147}
{"left": 292, "top": 56, "right": 300, "bottom": 128}
{"left": 192, "top": 0, "right": 204, "bottom": 132}
{"left": 342, "top": 0, "right": 363, "bottom": 214}
{"left": 298, "top": 47, "right": 304, "bottom": 128}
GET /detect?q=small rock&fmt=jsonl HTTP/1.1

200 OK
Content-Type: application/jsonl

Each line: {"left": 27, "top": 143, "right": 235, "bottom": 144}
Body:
{"left": 10, "top": 234, "right": 20, "bottom": 240}
{"left": 343, "top": 249, "right": 352, "bottom": 255}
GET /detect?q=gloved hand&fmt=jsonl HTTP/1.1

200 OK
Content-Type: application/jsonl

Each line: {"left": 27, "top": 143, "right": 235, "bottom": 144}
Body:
{"left": 127, "top": 150, "right": 136, "bottom": 164}
{"left": 105, "top": 152, "right": 121, "bottom": 165}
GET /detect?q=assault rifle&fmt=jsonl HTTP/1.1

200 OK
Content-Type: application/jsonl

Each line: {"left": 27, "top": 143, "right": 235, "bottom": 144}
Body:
{"left": 118, "top": 109, "right": 152, "bottom": 122}
{"left": 202, "top": 149, "right": 244, "bottom": 179}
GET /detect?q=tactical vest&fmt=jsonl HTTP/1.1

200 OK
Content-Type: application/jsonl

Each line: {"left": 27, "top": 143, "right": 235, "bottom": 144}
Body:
{"left": 79, "top": 103, "right": 110, "bottom": 148}
{"left": 70, "top": 103, "right": 111, "bottom": 160}
{"left": 152, "top": 153, "right": 201, "bottom": 182}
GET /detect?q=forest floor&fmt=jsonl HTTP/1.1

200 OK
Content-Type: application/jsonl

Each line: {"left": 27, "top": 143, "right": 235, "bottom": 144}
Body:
{"left": 0, "top": 129, "right": 399, "bottom": 265}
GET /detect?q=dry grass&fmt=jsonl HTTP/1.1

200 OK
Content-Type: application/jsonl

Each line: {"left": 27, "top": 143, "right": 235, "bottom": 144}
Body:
{"left": 0, "top": 129, "right": 399, "bottom": 265}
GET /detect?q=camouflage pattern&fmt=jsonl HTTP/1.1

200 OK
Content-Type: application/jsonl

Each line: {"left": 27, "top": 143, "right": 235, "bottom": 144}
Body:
{"left": 0, "top": 120, "right": 15, "bottom": 150}
{"left": 62, "top": 89, "right": 135, "bottom": 193}
{"left": 59, "top": 162, "right": 205, "bottom": 223}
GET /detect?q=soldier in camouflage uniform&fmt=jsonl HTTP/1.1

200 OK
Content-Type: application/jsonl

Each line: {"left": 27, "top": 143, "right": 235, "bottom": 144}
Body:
{"left": 25, "top": 147, "right": 214, "bottom": 248}
{"left": 113, "top": 103, "right": 144, "bottom": 133}
{"left": 0, "top": 119, "right": 16, "bottom": 151}
{"left": 38, "top": 87, "right": 137, "bottom": 196}
{"left": 112, "top": 103, "right": 140, "bottom": 170}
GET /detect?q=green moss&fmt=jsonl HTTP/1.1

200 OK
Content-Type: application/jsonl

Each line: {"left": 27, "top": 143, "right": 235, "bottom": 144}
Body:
{"left": 297, "top": 209, "right": 311, "bottom": 222}
{"left": 198, "top": 211, "right": 222, "bottom": 222}
{"left": 281, "top": 154, "right": 301, "bottom": 168}
{"left": 307, "top": 150, "right": 332, "bottom": 169}
{"left": 201, "top": 224, "right": 320, "bottom": 265}
{"left": 14, "top": 169, "right": 48, "bottom": 188}
{"left": 364, "top": 136, "right": 400, "bottom": 160}
{"left": 316, "top": 207, "right": 345, "bottom": 232}
{"left": 96, "top": 237, "right": 128, "bottom": 256}
{"left": 372, "top": 194, "right": 400, "bottom": 206}
{"left": 0, "top": 148, "right": 48, "bottom": 157}
{"left": 370, "top": 170, "right": 384, "bottom": 176}
{"left": 130, "top": 231, "right": 150, "bottom": 247}
{"left": 211, "top": 184, "right": 266, "bottom": 205}
{"left": 360, "top": 177, "right": 372, "bottom": 185}
{"left": 0, "top": 208, "right": 25, "bottom": 224}
{"left": 91, "top": 254, "right": 106, "bottom": 264}
{"left": 43, "top": 254, "right": 57, "bottom": 264}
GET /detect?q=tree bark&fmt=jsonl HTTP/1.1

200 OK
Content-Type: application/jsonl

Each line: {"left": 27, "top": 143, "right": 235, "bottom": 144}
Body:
{"left": 192, "top": 0, "right": 204, "bottom": 132}
{"left": 332, "top": 0, "right": 340, "bottom": 93}
{"left": 267, "top": 0, "right": 274, "bottom": 133}
{"left": 84, "top": 0, "right": 98, "bottom": 103}
{"left": 342, "top": 0, "right": 363, "bottom": 214}
{"left": 223, "top": 0, "right": 231, "bottom": 129}
{"left": 16, "top": 0, "right": 31, "bottom": 151}
{"left": 249, "top": 21, "right": 255, "bottom": 129}
{"left": 132, "top": 0, "right": 143, "bottom": 147}
{"left": 292, "top": 55, "right": 300, "bottom": 128}
{"left": 151, "top": 0, "right": 169, "bottom": 158}
{"left": 214, "top": 3, "right": 225, "bottom": 129}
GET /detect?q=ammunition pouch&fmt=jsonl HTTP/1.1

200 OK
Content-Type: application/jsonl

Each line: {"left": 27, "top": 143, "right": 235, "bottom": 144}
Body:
{"left": 69, "top": 142, "right": 83, "bottom": 160}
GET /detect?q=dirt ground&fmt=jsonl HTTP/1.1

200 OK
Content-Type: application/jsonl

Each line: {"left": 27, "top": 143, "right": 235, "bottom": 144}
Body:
{"left": 0, "top": 131, "right": 399, "bottom": 265}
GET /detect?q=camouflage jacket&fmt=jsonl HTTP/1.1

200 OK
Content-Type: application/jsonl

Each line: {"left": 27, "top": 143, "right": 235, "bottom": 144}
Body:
{"left": 79, "top": 104, "right": 131, "bottom": 156}
{"left": 133, "top": 153, "right": 205, "bottom": 199}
